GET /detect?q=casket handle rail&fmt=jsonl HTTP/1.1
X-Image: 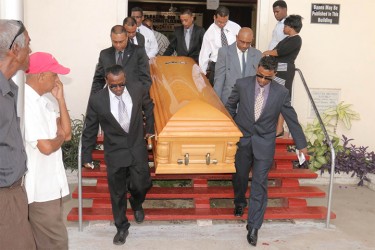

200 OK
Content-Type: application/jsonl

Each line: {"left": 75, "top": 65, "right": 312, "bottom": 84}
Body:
{"left": 177, "top": 153, "right": 218, "bottom": 165}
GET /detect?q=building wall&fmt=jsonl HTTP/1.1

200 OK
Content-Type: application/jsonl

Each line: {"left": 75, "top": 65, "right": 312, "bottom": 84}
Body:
{"left": 24, "top": 0, "right": 375, "bottom": 151}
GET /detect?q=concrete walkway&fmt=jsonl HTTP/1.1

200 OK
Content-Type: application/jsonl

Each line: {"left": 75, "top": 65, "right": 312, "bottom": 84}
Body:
{"left": 64, "top": 184, "right": 375, "bottom": 250}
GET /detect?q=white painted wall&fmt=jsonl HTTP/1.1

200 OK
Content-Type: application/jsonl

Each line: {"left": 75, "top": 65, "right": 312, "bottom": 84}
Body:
{"left": 22, "top": 0, "right": 375, "bottom": 151}
{"left": 257, "top": 0, "right": 375, "bottom": 151}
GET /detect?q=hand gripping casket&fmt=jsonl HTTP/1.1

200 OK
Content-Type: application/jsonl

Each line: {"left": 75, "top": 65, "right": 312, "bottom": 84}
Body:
{"left": 149, "top": 56, "right": 242, "bottom": 174}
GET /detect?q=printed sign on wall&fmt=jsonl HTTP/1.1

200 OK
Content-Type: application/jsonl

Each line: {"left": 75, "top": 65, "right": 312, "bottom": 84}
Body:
{"left": 311, "top": 4, "right": 340, "bottom": 24}
{"left": 144, "top": 11, "right": 203, "bottom": 32}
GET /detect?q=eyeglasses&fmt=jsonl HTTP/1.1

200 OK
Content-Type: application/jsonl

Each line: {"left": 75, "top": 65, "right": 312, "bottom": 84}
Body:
{"left": 109, "top": 83, "right": 126, "bottom": 89}
{"left": 9, "top": 20, "right": 25, "bottom": 49}
{"left": 256, "top": 73, "right": 273, "bottom": 81}
{"left": 132, "top": 16, "right": 142, "bottom": 19}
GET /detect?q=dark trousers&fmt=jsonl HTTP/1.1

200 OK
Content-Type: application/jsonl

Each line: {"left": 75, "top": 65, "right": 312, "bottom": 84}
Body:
{"left": 233, "top": 139, "right": 273, "bottom": 229}
{"left": 207, "top": 61, "right": 216, "bottom": 86}
{"left": 107, "top": 163, "right": 152, "bottom": 232}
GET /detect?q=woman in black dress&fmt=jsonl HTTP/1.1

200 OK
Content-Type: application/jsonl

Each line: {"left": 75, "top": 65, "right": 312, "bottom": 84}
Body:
{"left": 263, "top": 14, "right": 303, "bottom": 136}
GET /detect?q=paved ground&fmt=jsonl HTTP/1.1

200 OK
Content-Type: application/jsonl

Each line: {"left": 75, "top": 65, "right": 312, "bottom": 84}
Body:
{"left": 64, "top": 184, "right": 375, "bottom": 250}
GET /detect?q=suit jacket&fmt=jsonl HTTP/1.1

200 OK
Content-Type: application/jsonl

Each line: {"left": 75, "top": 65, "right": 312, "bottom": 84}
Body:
{"left": 163, "top": 24, "right": 205, "bottom": 63}
{"left": 214, "top": 43, "right": 262, "bottom": 105}
{"left": 135, "top": 32, "right": 145, "bottom": 47}
{"left": 226, "top": 76, "right": 307, "bottom": 160}
{"left": 82, "top": 84, "right": 154, "bottom": 172}
{"left": 91, "top": 43, "right": 151, "bottom": 95}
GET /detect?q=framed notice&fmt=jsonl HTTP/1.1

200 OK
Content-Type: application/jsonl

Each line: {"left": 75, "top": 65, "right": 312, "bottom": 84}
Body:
{"left": 144, "top": 11, "right": 203, "bottom": 32}
{"left": 311, "top": 4, "right": 340, "bottom": 24}
{"left": 309, "top": 88, "right": 341, "bottom": 118}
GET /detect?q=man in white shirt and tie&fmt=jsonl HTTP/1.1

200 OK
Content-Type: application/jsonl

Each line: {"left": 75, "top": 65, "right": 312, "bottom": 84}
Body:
{"left": 131, "top": 7, "right": 158, "bottom": 59}
{"left": 268, "top": 1, "right": 288, "bottom": 50}
{"left": 199, "top": 6, "right": 241, "bottom": 85}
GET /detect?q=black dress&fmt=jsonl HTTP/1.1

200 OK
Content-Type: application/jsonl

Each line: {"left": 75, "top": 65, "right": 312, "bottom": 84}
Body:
{"left": 274, "top": 35, "right": 302, "bottom": 96}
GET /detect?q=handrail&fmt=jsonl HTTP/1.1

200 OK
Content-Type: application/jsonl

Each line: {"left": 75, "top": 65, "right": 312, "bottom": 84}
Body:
{"left": 295, "top": 68, "right": 336, "bottom": 228}
{"left": 77, "top": 133, "right": 83, "bottom": 231}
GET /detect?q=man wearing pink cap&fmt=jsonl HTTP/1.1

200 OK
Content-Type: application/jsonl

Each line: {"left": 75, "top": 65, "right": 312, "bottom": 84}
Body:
{"left": 24, "top": 52, "right": 71, "bottom": 249}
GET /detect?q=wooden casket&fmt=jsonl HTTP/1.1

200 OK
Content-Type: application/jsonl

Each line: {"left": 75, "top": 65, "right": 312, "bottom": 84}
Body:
{"left": 149, "top": 56, "right": 242, "bottom": 174}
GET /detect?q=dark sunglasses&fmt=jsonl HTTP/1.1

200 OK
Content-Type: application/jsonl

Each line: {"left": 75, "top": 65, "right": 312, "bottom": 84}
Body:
{"left": 256, "top": 73, "right": 273, "bottom": 81}
{"left": 9, "top": 20, "right": 25, "bottom": 49}
{"left": 109, "top": 83, "right": 126, "bottom": 89}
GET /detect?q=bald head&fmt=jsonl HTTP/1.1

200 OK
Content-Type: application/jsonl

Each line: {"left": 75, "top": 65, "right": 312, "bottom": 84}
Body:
{"left": 236, "top": 27, "right": 254, "bottom": 52}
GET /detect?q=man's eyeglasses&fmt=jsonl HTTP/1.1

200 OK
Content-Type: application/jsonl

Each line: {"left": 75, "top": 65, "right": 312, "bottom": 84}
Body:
{"left": 109, "top": 83, "right": 126, "bottom": 89}
{"left": 9, "top": 20, "right": 25, "bottom": 49}
{"left": 256, "top": 74, "right": 273, "bottom": 81}
{"left": 132, "top": 16, "right": 142, "bottom": 19}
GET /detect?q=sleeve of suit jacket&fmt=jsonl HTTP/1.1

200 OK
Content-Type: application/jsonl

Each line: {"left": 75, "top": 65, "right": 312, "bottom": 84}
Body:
{"left": 136, "top": 47, "right": 152, "bottom": 90}
{"left": 280, "top": 92, "right": 307, "bottom": 150}
{"left": 81, "top": 95, "right": 100, "bottom": 164}
{"left": 142, "top": 88, "right": 155, "bottom": 134}
{"left": 213, "top": 46, "right": 227, "bottom": 100}
{"left": 163, "top": 30, "right": 177, "bottom": 56}
{"left": 91, "top": 51, "right": 106, "bottom": 95}
{"left": 225, "top": 79, "right": 240, "bottom": 118}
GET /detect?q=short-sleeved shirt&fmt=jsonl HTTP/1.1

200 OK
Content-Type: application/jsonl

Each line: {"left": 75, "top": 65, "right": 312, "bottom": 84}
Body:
{"left": 24, "top": 84, "right": 69, "bottom": 203}
{"left": 0, "top": 72, "right": 27, "bottom": 187}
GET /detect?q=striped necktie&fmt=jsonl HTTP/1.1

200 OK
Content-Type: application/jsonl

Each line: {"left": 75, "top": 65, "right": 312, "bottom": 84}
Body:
{"left": 254, "top": 87, "right": 265, "bottom": 121}
{"left": 117, "top": 51, "right": 123, "bottom": 65}
{"left": 221, "top": 28, "right": 228, "bottom": 46}
{"left": 115, "top": 95, "right": 130, "bottom": 132}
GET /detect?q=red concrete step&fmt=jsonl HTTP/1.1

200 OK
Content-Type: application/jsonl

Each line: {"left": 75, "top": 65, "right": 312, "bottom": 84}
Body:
{"left": 72, "top": 185, "right": 325, "bottom": 200}
{"left": 67, "top": 206, "right": 336, "bottom": 221}
{"left": 81, "top": 167, "right": 318, "bottom": 180}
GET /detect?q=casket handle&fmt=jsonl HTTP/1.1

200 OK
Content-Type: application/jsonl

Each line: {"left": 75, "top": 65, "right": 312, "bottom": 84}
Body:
{"left": 177, "top": 153, "right": 189, "bottom": 165}
{"left": 206, "top": 153, "right": 210, "bottom": 165}
{"left": 177, "top": 153, "right": 218, "bottom": 165}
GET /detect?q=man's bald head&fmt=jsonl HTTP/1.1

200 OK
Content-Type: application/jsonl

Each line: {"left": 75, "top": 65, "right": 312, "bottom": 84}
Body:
{"left": 236, "top": 27, "right": 254, "bottom": 52}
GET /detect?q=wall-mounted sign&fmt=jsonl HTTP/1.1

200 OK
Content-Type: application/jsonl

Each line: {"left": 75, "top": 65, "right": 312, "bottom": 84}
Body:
{"left": 144, "top": 11, "right": 203, "bottom": 32}
{"left": 311, "top": 4, "right": 340, "bottom": 24}
{"left": 309, "top": 88, "right": 340, "bottom": 118}
{"left": 207, "top": 0, "right": 219, "bottom": 10}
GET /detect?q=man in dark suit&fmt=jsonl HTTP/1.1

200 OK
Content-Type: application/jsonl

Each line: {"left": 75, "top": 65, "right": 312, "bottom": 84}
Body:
{"left": 123, "top": 17, "right": 145, "bottom": 47}
{"left": 82, "top": 65, "right": 154, "bottom": 245}
{"left": 163, "top": 9, "right": 205, "bottom": 63}
{"left": 226, "top": 56, "right": 307, "bottom": 247}
{"left": 214, "top": 27, "right": 262, "bottom": 105}
{"left": 91, "top": 25, "right": 151, "bottom": 95}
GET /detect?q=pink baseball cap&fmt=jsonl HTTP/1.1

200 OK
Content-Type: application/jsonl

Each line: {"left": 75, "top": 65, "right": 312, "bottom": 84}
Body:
{"left": 27, "top": 52, "right": 70, "bottom": 75}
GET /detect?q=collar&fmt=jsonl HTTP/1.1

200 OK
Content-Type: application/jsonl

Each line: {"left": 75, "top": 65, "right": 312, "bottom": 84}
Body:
{"left": 0, "top": 71, "right": 14, "bottom": 96}
{"left": 236, "top": 46, "right": 248, "bottom": 55}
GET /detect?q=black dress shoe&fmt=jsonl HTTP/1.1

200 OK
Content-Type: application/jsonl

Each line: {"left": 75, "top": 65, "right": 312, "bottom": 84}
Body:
{"left": 246, "top": 226, "right": 258, "bottom": 247}
{"left": 234, "top": 205, "right": 244, "bottom": 217}
{"left": 134, "top": 208, "right": 145, "bottom": 223}
{"left": 113, "top": 230, "right": 129, "bottom": 245}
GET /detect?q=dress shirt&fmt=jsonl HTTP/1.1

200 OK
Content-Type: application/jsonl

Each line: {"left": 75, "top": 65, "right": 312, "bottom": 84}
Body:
{"left": 153, "top": 30, "right": 170, "bottom": 56}
{"left": 199, "top": 20, "right": 241, "bottom": 74}
{"left": 109, "top": 86, "right": 133, "bottom": 123}
{"left": 268, "top": 18, "right": 287, "bottom": 50}
{"left": 24, "top": 84, "right": 69, "bottom": 203}
{"left": 138, "top": 24, "right": 158, "bottom": 59}
{"left": 255, "top": 81, "right": 271, "bottom": 110}
{"left": 237, "top": 47, "right": 247, "bottom": 73}
{"left": 0, "top": 72, "right": 28, "bottom": 187}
